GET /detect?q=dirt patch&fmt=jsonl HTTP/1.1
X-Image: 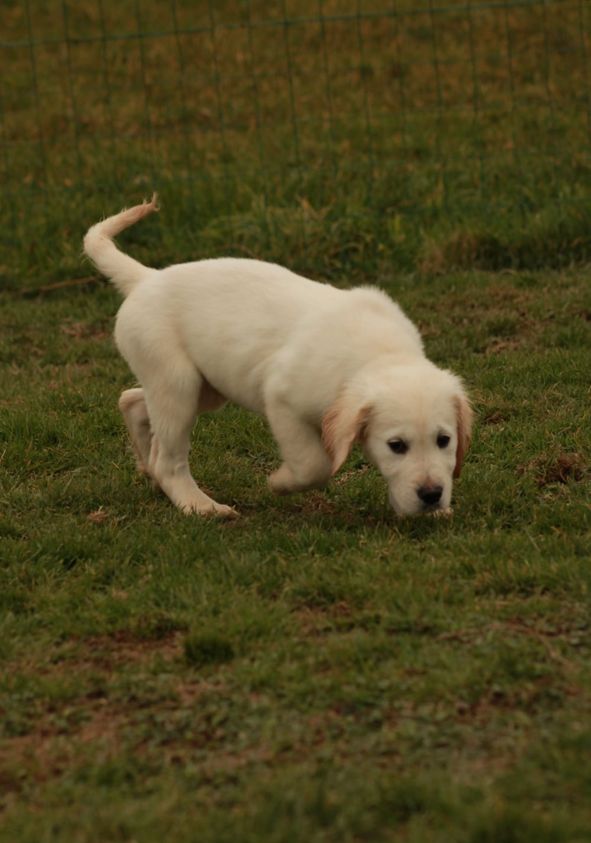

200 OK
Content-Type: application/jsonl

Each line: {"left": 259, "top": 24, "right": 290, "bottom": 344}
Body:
{"left": 60, "top": 320, "right": 110, "bottom": 341}
{"left": 519, "top": 452, "right": 588, "bottom": 488}
{"left": 478, "top": 398, "right": 515, "bottom": 426}
{"left": 5, "top": 697, "right": 132, "bottom": 764}
{"left": 536, "top": 453, "right": 587, "bottom": 486}
{"left": 455, "top": 673, "right": 580, "bottom": 726}
{"left": 0, "top": 670, "right": 224, "bottom": 801}
{"left": 485, "top": 337, "right": 523, "bottom": 355}
{"left": 283, "top": 491, "right": 340, "bottom": 516}
{"left": 294, "top": 603, "right": 351, "bottom": 637}
{"left": 482, "top": 409, "right": 509, "bottom": 425}
{"left": 11, "top": 630, "right": 186, "bottom": 685}
{"left": 86, "top": 507, "right": 110, "bottom": 524}
{"left": 73, "top": 629, "right": 185, "bottom": 669}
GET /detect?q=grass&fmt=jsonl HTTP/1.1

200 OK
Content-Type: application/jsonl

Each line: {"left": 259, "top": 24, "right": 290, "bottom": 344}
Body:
{"left": 3, "top": 0, "right": 591, "bottom": 288}
{"left": 1, "top": 266, "right": 590, "bottom": 841}
{"left": 2, "top": 1, "right": 591, "bottom": 839}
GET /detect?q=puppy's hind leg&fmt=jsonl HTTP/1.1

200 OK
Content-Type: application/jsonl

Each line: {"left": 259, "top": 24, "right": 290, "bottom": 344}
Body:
{"left": 143, "top": 367, "right": 237, "bottom": 518}
{"left": 118, "top": 388, "right": 154, "bottom": 478}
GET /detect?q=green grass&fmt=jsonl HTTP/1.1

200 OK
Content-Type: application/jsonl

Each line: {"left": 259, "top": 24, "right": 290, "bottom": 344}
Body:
{"left": 3, "top": 0, "right": 591, "bottom": 289}
{"left": 2, "top": 1, "right": 591, "bottom": 839}
{"left": 1, "top": 267, "right": 590, "bottom": 842}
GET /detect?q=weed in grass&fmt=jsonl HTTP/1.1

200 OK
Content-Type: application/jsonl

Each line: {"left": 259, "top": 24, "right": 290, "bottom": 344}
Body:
{"left": 184, "top": 635, "right": 235, "bottom": 669}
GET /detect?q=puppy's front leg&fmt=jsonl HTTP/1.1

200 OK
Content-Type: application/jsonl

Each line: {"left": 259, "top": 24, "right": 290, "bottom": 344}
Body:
{"left": 266, "top": 401, "right": 332, "bottom": 495}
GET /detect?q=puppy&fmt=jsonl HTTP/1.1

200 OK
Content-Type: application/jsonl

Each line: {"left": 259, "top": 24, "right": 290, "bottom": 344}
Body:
{"left": 84, "top": 196, "right": 472, "bottom": 518}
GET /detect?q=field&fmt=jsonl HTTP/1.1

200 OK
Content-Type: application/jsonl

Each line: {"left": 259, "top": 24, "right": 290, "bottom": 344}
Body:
{"left": 2, "top": 1, "right": 591, "bottom": 842}
{"left": 3, "top": 0, "right": 591, "bottom": 286}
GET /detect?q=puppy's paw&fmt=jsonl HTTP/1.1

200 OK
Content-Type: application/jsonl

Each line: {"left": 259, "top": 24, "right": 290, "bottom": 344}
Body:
{"left": 268, "top": 464, "right": 295, "bottom": 495}
{"left": 210, "top": 503, "right": 239, "bottom": 519}
{"left": 432, "top": 507, "right": 453, "bottom": 519}
{"left": 181, "top": 500, "right": 239, "bottom": 519}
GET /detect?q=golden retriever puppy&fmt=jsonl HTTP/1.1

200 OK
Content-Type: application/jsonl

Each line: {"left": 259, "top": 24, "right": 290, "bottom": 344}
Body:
{"left": 84, "top": 197, "right": 472, "bottom": 518}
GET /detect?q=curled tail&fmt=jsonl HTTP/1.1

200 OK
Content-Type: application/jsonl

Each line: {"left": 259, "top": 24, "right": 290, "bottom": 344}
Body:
{"left": 83, "top": 194, "right": 159, "bottom": 297}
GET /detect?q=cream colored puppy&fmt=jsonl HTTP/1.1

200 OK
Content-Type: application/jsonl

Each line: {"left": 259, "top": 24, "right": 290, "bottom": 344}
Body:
{"left": 84, "top": 197, "right": 472, "bottom": 518}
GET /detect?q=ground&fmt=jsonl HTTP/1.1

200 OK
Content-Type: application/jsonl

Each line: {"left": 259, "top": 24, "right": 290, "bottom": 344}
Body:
{"left": 2, "top": 1, "right": 591, "bottom": 838}
{"left": 1, "top": 267, "right": 590, "bottom": 842}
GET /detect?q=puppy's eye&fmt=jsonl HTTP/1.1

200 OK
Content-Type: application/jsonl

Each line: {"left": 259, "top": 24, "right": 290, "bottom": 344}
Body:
{"left": 437, "top": 434, "right": 451, "bottom": 449}
{"left": 388, "top": 439, "right": 408, "bottom": 455}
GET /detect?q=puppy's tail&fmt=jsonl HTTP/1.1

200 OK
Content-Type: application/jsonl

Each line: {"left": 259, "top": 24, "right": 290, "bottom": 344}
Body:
{"left": 83, "top": 194, "right": 159, "bottom": 297}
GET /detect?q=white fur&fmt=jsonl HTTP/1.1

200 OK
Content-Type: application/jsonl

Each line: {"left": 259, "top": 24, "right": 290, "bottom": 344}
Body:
{"left": 84, "top": 197, "right": 472, "bottom": 518}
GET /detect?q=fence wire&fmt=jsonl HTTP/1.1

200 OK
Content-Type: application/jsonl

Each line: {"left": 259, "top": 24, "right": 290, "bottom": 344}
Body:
{"left": 2, "top": 0, "right": 591, "bottom": 280}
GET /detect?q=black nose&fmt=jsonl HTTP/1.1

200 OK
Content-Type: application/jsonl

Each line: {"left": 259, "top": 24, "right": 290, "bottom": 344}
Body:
{"left": 417, "top": 485, "right": 443, "bottom": 507}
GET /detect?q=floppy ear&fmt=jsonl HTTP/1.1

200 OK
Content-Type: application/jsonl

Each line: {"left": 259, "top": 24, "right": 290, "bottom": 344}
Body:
{"left": 453, "top": 393, "right": 473, "bottom": 478}
{"left": 322, "top": 396, "right": 371, "bottom": 476}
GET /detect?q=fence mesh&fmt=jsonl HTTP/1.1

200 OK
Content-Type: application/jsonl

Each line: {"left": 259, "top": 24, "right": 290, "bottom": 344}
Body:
{"left": 2, "top": 0, "right": 591, "bottom": 284}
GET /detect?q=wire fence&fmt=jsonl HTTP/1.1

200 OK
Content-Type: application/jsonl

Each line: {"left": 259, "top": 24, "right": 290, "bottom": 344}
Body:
{"left": 2, "top": 0, "right": 591, "bottom": 282}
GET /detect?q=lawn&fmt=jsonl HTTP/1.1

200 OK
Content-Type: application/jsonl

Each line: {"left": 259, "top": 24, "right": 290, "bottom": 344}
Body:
{"left": 3, "top": 0, "right": 591, "bottom": 288}
{"left": 2, "top": 1, "right": 591, "bottom": 840}
{"left": 1, "top": 264, "right": 590, "bottom": 842}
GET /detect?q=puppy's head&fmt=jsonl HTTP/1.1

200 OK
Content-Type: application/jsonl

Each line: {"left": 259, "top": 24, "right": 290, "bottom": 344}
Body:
{"left": 322, "top": 361, "right": 472, "bottom": 516}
